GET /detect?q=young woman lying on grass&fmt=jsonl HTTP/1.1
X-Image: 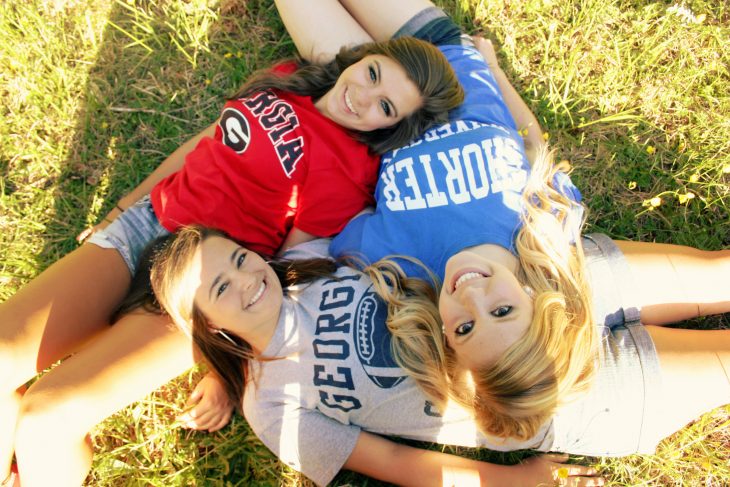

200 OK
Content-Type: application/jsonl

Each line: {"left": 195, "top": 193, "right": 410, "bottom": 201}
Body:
{"left": 309, "top": 0, "right": 729, "bottom": 467}
{"left": 147, "top": 226, "right": 603, "bottom": 487}
{"left": 0, "top": 32, "right": 463, "bottom": 487}
{"left": 147, "top": 216, "right": 727, "bottom": 487}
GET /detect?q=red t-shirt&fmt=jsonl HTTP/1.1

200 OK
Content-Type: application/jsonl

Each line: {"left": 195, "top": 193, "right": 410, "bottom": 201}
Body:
{"left": 150, "top": 63, "right": 379, "bottom": 255}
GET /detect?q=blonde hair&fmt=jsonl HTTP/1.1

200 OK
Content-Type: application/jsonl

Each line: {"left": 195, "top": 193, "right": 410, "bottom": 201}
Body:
{"left": 361, "top": 257, "right": 452, "bottom": 405}
{"left": 374, "top": 146, "right": 598, "bottom": 440}
{"left": 451, "top": 146, "right": 597, "bottom": 440}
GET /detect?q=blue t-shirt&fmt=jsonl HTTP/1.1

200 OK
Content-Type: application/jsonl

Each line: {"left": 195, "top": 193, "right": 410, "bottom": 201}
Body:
{"left": 330, "top": 44, "right": 581, "bottom": 279}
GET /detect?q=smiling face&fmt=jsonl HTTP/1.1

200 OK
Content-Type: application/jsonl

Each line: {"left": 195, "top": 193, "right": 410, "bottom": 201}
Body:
{"left": 315, "top": 54, "right": 423, "bottom": 132}
{"left": 191, "top": 236, "right": 282, "bottom": 352}
{"left": 439, "top": 245, "right": 534, "bottom": 372}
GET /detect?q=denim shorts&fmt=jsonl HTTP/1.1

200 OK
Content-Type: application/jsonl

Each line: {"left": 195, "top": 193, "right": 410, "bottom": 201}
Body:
{"left": 543, "top": 234, "right": 664, "bottom": 456}
{"left": 393, "top": 6, "right": 471, "bottom": 47}
{"left": 86, "top": 195, "right": 170, "bottom": 275}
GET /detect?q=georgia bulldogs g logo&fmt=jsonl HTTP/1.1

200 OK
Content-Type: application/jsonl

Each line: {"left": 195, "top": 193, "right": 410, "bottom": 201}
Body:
{"left": 219, "top": 108, "right": 250, "bottom": 154}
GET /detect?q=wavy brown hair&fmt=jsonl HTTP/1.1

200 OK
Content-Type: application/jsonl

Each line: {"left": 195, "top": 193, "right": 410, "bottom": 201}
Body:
{"left": 232, "top": 36, "right": 464, "bottom": 154}
{"left": 148, "top": 226, "right": 337, "bottom": 407}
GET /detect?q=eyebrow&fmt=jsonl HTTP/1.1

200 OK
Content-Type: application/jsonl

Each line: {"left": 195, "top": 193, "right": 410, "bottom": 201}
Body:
{"left": 374, "top": 59, "right": 398, "bottom": 118}
{"left": 207, "top": 247, "right": 240, "bottom": 301}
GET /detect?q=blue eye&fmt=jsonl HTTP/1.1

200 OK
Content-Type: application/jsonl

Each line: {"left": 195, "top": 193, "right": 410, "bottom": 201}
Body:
{"left": 368, "top": 65, "right": 377, "bottom": 82}
{"left": 380, "top": 100, "right": 391, "bottom": 116}
{"left": 237, "top": 252, "right": 246, "bottom": 269}
{"left": 491, "top": 306, "right": 513, "bottom": 318}
{"left": 455, "top": 321, "right": 474, "bottom": 336}
{"left": 216, "top": 282, "right": 228, "bottom": 298}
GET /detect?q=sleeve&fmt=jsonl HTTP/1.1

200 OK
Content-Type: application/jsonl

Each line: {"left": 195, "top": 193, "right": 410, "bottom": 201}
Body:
{"left": 244, "top": 392, "right": 361, "bottom": 486}
{"left": 281, "top": 238, "right": 332, "bottom": 260}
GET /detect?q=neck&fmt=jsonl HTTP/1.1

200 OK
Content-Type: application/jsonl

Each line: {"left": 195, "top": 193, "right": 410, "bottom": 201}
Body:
{"left": 248, "top": 308, "right": 282, "bottom": 355}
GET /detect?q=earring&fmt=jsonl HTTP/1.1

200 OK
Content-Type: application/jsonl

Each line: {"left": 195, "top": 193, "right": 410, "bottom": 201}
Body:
{"left": 523, "top": 285, "right": 535, "bottom": 298}
{"left": 216, "top": 329, "right": 238, "bottom": 346}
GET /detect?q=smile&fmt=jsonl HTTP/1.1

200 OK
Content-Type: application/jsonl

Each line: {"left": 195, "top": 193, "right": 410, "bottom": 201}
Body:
{"left": 451, "top": 270, "right": 489, "bottom": 293}
{"left": 344, "top": 88, "right": 357, "bottom": 115}
{"left": 246, "top": 281, "right": 266, "bottom": 308}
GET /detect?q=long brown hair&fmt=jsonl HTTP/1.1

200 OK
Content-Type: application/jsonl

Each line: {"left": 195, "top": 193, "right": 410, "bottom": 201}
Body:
{"left": 148, "top": 226, "right": 337, "bottom": 407}
{"left": 232, "top": 36, "right": 464, "bottom": 154}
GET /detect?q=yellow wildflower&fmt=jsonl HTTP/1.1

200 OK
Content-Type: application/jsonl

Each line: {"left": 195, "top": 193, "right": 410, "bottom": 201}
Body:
{"left": 689, "top": 173, "right": 700, "bottom": 183}
{"left": 650, "top": 196, "right": 662, "bottom": 207}
{"left": 518, "top": 127, "right": 529, "bottom": 137}
{"left": 557, "top": 467, "right": 569, "bottom": 479}
{"left": 628, "top": 181, "right": 637, "bottom": 190}
{"left": 646, "top": 145, "right": 656, "bottom": 155}
{"left": 205, "top": 79, "right": 211, "bottom": 85}
{"left": 542, "top": 132, "right": 550, "bottom": 141}
{"left": 224, "top": 52, "right": 233, "bottom": 59}
{"left": 678, "top": 192, "right": 695, "bottom": 204}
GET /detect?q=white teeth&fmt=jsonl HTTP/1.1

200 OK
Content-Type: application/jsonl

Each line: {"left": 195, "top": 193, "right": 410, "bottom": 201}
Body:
{"left": 344, "top": 89, "right": 357, "bottom": 115}
{"left": 247, "top": 282, "right": 265, "bottom": 307}
{"left": 454, "top": 272, "right": 483, "bottom": 290}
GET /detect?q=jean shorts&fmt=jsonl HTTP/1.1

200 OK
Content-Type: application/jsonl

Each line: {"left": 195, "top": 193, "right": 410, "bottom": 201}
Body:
{"left": 86, "top": 195, "right": 170, "bottom": 275}
{"left": 543, "top": 234, "right": 664, "bottom": 456}
{"left": 393, "top": 6, "right": 472, "bottom": 47}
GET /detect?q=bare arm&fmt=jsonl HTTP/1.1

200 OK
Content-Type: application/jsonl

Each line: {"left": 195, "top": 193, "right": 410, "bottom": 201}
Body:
{"left": 345, "top": 432, "right": 604, "bottom": 487}
{"left": 274, "top": 0, "right": 373, "bottom": 63}
{"left": 473, "top": 37, "right": 546, "bottom": 166}
{"left": 116, "top": 121, "right": 218, "bottom": 210}
{"left": 78, "top": 122, "right": 217, "bottom": 241}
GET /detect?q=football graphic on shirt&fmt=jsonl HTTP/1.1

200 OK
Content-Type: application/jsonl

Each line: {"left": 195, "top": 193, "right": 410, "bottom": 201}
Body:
{"left": 219, "top": 107, "right": 251, "bottom": 154}
{"left": 353, "top": 287, "right": 407, "bottom": 389}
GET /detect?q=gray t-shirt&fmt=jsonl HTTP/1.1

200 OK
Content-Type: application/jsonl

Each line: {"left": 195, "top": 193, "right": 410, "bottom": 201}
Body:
{"left": 242, "top": 240, "right": 550, "bottom": 486}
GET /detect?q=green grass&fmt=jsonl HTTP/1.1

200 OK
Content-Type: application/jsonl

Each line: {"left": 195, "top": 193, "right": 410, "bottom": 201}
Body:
{"left": 1, "top": 0, "right": 728, "bottom": 485}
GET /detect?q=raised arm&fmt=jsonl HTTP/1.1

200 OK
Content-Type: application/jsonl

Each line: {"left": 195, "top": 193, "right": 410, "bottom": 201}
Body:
{"left": 473, "top": 37, "right": 546, "bottom": 166}
{"left": 346, "top": 432, "right": 604, "bottom": 487}
{"left": 274, "top": 0, "right": 373, "bottom": 63}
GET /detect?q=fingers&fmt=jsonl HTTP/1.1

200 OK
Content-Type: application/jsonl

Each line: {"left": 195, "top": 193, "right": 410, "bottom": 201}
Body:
{"left": 76, "top": 227, "right": 95, "bottom": 243}
{"left": 178, "top": 405, "right": 232, "bottom": 431}
{"left": 541, "top": 453, "right": 569, "bottom": 463}
{"left": 551, "top": 459, "right": 604, "bottom": 487}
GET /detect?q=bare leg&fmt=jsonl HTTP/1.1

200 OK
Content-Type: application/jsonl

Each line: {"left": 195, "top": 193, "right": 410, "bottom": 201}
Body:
{"left": 614, "top": 240, "right": 730, "bottom": 325}
{"left": 274, "top": 0, "right": 372, "bottom": 63}
{"left": 14, "top": 311, "right": 195, "bottom": 487}
{"left": 339, "top": 0, "right": 437, "bottom": 42}
{"left": 646, "top": 325, "right": 730, "bottom": 438}
{"left": 0, "top": 244, "right": 131, "bottom": 480}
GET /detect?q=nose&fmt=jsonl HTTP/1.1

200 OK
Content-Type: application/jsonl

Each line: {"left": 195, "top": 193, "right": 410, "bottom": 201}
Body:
{"left": 353, "top": 85, "right": 373, "bottom": 111}
{"left": 234, "top": 269, "right": 256, "bottom": 292}
{"left": 460, "top": 286, "right": 487, "bottom": 314}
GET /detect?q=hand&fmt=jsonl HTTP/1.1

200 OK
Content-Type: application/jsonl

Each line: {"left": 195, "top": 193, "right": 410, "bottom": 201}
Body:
{"left": 513, "top": 454, "right": 604, "bottom": 487}
{"left": 472, "top": 36, "right": 500, "bottom": 72}
{"left": 178, "top": 372, "right": 234, "bottom": 432}
{"left": 76, "top": 205, "right": 124, "bottom": 243}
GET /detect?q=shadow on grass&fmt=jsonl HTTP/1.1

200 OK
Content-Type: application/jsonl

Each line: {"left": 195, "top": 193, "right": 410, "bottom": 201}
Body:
{"left": 24, "top": 0, "right": 292, "bottom": 485}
